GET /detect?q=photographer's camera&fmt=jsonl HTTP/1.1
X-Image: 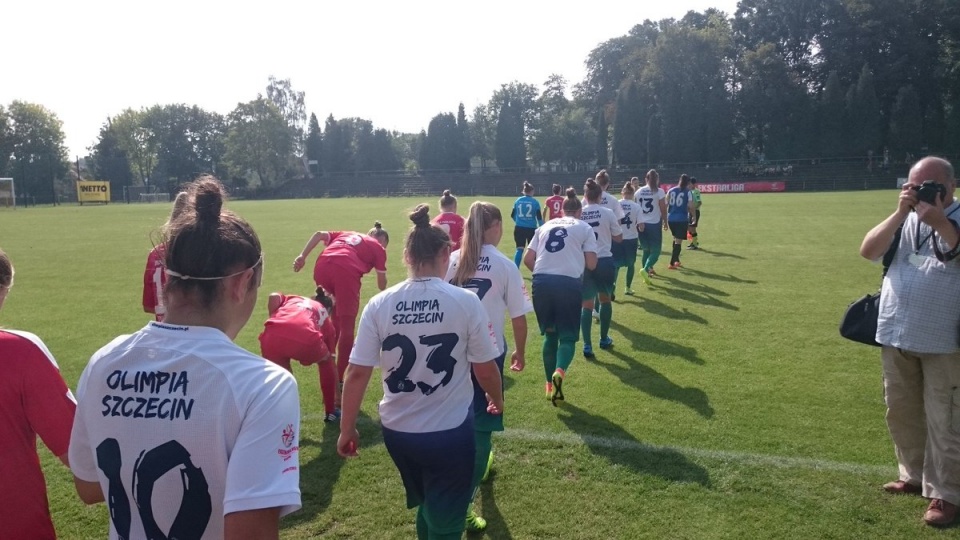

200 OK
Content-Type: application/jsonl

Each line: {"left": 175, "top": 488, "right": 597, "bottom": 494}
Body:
{"left": 911, "top": 180, "right": 946, "bottom": 205}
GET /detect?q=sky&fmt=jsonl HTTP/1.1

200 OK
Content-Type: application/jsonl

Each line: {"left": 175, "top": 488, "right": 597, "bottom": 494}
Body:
{"left": 5, "top": 0, "right": 739, "bottom": 158}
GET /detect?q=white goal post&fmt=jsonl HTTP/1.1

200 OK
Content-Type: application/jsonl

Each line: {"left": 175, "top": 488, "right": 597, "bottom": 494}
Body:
{"left": 0, "top": 178, "right": 15, "bottom": 208}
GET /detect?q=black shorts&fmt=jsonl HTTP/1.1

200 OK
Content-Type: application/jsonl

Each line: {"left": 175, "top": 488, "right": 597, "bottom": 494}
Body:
{"left": 668, "top": 221, "right": 688, "bottom": 241}
{"left": 689, "top": 210, "right": 701, "bottom": 227}
{"left": 514, "top": 226, "right": 537, "bottom": 249}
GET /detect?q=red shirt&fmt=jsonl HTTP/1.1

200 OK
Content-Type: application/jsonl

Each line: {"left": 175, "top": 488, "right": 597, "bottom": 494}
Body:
{"left": 544, "top": 195, "right": 564, "bottom": 221}
{"left": 432, "top": 212, "right": 466, "bottom": 251}
{"left": 262, "top": 295, "right": 337, "bottom": 353}
{"left": 142, "top": 245, "right": 166, "bottom": 320}
{"left": 314, "top": 231, "right": 387, "bottom": 282}
{"left": 0, "top": 330, "right": 76, "bottom": 540}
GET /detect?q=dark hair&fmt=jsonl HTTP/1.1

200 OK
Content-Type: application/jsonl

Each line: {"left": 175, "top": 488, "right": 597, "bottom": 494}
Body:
{"left": 405, "top": 204, "right": 451, "bottom": 270}
{"left": 562, "top": 188, "right": 582, "bottom": 215}
{"left": 452, "top": 201, "right": 502, "bottom": 286}
{"left": 584, "top": 178, "right": 603, "bottom": 202}
{"left": 690, "top": 177, "right": 698, "bottom": 185}
{"left": 678, "top": 174, "right": 691, "bottom": 189}
{"left": 522, "top": 181, "right": 534, "bottom": 195}
{"left": 314, "top": 286, "right": 334, "bottom": 311}
{"left": 595, "top": 169, "right": 610, "bottom": 187}
{"left": 368, "top": 221, "right": 389, "bottom": 245}
{"left": 439, "top": 189, "right": 457, "bottom": 210}
{"left": 0, "top": 248, "right": 12, "bottom": 288}
{"left": 552, "top": 184, "right": 562, "bottom": 195}
{"left": 163, "top": 175, "right": 262, "bottom": 308}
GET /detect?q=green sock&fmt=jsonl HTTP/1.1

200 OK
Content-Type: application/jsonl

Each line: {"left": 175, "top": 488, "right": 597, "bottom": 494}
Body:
{"left": 580, "top": 308, "right": 593, "bottom": 347}
{"left": 626, "top": 263, "right": 635, "bottom": 287}
{"left": 599, "top": 302, "right": 612, "bottom": 340}
{"left": 416, "top": 507, "right": 428, "bottom": 540}
{"left": 557, "top": 340, "right": 576, "bottom": 372}
{"left": 542, "top": 333, "right": 558, "bottom": 381}
{"left": 471, "top": 431, "right": 492, "bottom": 498}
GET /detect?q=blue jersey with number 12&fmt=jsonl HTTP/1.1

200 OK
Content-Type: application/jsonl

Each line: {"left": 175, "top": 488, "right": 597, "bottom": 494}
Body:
{"left": 512, "top": 196, "right": 543, "bottom": 228}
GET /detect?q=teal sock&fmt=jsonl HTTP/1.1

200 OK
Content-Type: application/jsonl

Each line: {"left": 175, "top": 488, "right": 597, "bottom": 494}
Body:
{"left": 557, "top": 340, "right": 575, "bottom": 372}
{"left": 648, "top": 244, "right": 662, "bottom": 269}
{"left": 513, "top": 248, "right": 523, "bottom": 267}
{"left": 416, "top": 507, "right": 428, "bottom": 540}
{"left": 580, "top": 308, "right": 593, "bottom": 347}
{"left": 471, "top": 431, "right": 492, "bottom": 498}
{"left": 626, "top": 263, "right": 635, "bottom": 288}
{"left": 612, "top": 267, "right": 620, "bottom": 291}
{"left": 599, "top": 302, "right": 612, "bottom": 339}
{"left": 542, "top": 333, "right": 558, "bottom": 381}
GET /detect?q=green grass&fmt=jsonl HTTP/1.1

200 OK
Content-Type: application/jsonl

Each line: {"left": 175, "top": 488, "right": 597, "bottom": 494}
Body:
{"left": 1, "top": 191, "right": 955, "bottom": 538}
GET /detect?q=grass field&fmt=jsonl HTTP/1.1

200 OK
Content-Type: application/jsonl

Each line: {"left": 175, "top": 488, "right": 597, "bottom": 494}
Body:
{"left": 1, "top": 191, "right": 956, "bottom": 539}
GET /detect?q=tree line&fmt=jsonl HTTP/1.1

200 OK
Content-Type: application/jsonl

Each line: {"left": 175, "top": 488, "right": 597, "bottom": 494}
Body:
{"left": 2, "top": 0, "right": 958, "bottom": 200}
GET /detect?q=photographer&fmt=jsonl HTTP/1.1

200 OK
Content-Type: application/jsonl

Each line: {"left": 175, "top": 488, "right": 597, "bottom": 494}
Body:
{"left": 860, "top": 156, "right": 960, "bottom": 527}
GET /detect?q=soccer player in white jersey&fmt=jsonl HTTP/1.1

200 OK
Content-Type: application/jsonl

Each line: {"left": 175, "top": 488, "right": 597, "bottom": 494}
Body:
{"left": 580, "top": 178, "right": 623, "bottom": 357}
{"left": 524, "top": 188, "right": 598, "bottom": 405}
{"left": 339, "top": 204, "right": 504, "bottom": 540}
{"left": 446, "top": 201, "right": 533, "bottom": 532}
{"left": 70, "top": 177, "right": 301, "bottom": 540}
{"left": 635, "top": 169, "right": 669, "bottom": 283}
{"left": 616, "top": 182, "right": 642, "bottom": 295}
{"left": 584, "top": 170, "right": 624, "bottom": 317}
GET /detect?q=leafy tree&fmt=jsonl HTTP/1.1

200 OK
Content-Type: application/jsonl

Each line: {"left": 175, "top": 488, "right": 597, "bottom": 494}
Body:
{"left": 470, "top": 104, "right": 495, "bottom": 170}
{"left": 305, "top": 113, "right": 323, "bottom": 175}
{"left": 420, "top": 113, "right": 465, "bottom": 172}
{"left": 89, "top": 118, "right": 134, "bottom": 189}
{"left": 612, "top": 82, "right": 644, "bottom": 166}
{"left": 147, "top": 104, "right": 226, "bottom": 188}
{"left": 6, "top": 101, "right": 68, "bottom": 203}
{"left": 818, "top": 71, "right": 847, "bottom": 157}
{"left": 888, "top": 85, "right": 922, "bottom": 158}
{"left": 0, "top": 106, "right": 13, "bottom": 177}
{"left": 111, "top": 108, "right": 157, "bottom": 187}
{"left": 367, "top": 129, "right": 401, "bottom": 172}
{"left": 737, "top": 43, "right": 813, "bottom": 159}
{"left": 846, "top": 64, "right": 881, "bottom": 155}
{"left": 224, "top": 97, "right": 292, "bottom": 188}
{"left": 266, "top": 76, "right": 307, "bottom": 154}
{"left": 488, "top": 81, "right": 540, "bottom": 143}
{"left": 594, "top": 106, "right": 609, "bottom": 167}
{"left": 495, "top": 101, "right": 526, "bottom": 170}
{"left": 321, "top": 114, "right": 349, "bottom": 174}
{"left": 456, "top": 103, "right": 471, "bottom": 171}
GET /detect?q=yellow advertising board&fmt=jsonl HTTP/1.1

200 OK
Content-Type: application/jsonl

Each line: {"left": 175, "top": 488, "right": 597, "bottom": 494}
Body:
{"left": 77, "top": 181, "right": 111, "bottom": 204}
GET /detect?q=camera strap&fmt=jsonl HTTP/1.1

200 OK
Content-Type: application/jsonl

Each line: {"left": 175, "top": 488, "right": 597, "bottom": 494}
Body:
{"left": 922, "top": 204, "right": 960, "bottom": 261}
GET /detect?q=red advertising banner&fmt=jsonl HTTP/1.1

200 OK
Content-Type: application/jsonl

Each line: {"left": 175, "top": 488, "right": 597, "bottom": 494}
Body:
{"left": 696, "top": 181, "right": 786, "bottom": 193}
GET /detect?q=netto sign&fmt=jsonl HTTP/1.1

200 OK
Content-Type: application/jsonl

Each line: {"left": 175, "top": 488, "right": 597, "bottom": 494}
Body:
{"left": 77, "top": 181, "right": 111, "bottom": 204}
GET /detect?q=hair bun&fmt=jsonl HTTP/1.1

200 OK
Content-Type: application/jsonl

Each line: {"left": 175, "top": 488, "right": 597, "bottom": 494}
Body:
{"left": 374, "top": 221, "right": 382, "bottom": 230}
{"left": 442, "top": 189, "right": 451, "bottom": 196}
{"left": 565, "top": 187, "right": 577, "bottom": 199}
{"left": 194, "top": 179, "right": 224, "bottom": 223}
{"left": 409, "top": 204, "right": 431, "bottom": 227}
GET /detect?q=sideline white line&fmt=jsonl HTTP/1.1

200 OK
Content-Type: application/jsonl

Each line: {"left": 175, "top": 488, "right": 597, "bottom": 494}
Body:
{"left": 304, "top": 414, "right": 894, "bottom": 476}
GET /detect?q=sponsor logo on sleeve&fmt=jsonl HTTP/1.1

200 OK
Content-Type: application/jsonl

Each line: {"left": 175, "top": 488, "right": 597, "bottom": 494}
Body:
{"left": 278, "top": 424, "right": 299, "bottom": 461}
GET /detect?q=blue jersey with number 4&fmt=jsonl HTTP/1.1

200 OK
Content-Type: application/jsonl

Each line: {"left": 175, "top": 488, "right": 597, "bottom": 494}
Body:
{"left": 666, "top": 187, "right": 691, "bottom": 222}
{"left": 511, "top": 196, "right": 543, "bottom": 228}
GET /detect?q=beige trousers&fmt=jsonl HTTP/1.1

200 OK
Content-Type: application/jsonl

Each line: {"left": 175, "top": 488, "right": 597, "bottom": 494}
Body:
{"left": 882, "top": 346, "right": 960, "bottom": 504}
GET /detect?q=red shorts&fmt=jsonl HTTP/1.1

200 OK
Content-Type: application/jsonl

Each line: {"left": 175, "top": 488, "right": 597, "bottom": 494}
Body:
{"left": 314, "top": 259, "right": 363, "bottom": 318}
{"left": 259, "top": 331, "right": 329, "bottom": 366}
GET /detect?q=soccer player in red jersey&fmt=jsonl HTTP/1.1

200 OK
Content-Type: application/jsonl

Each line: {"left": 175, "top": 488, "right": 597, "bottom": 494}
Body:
{"left": 0, "top": 248, "right": 77, "bottom": 540}
{"left": 294, "top": 222, "right": 390, "bottom": 404}
{"left": 544, "top": 183, "right": 565, "bottom": 221}
{"left": 432, "top": 190, "right": 466, "bottom": 251}
{"left": 142, "top": 192, "right": 189, "bottom": 321}
{"left": 260, "top": 288, "right": 340, "bottom": 422}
